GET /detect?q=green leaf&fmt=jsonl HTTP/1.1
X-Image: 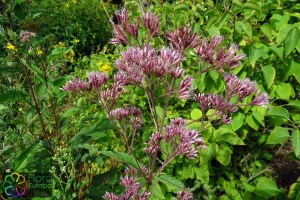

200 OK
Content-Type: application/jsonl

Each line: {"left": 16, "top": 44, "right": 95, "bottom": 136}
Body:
{"left": 266, "top": 127, "right": 290, "bottom": 145}
{"left": 174, "top": 3, "right": 189, "bottom": 11}
{"left": 216, "top": 128, "right": 245, "bottom": 145}
{"left": 270, "top": 14, "right": 290, "bottom": 31}
{"left": 260, "top": 23, "right": 273, "bottom": 41}
{"left": 46, "top": 46, "right": 73, "bottom": 63}
{"left": 285, "top": 27, "right": 300, "bottom": 56}
{"left": 276, "top": 83, "right": 291, "bottom": 99}
{"left": 150, "top": 182, "right": 166, "bottom": 199}
{"left": 157, "top": 174, "right": 185, "bottom": 190}
{"left": 190, "top": 108, "right": 202, "bottom": 120}
{"left": 269, "top": 45, "right": 284, "bottom": 61}
{"left": 288, "top": 100, "right": 300, "bottom": 110}
{"left": 155, "top": 106, "right": 164, "bottom": 120}
{"left": 249, "top": 46, "right": 264, "bottom": 65}
{"left": 13, "top": 142, "right": 45, "bottom": 171}
{"left": 252, "top": 111, "right": 265, "bottom": 127}
{"left": 277, "top": 24, "right": 293, "bottom": 45}
{"left": 254, "top": 177, "right": 279, "bottom": 198}
{"left": 292, "top": 129, "right": 300, "bottom": 157}
{"left": 99, "top": 151, "right": 140, "bottom": 170}
{"left": 216, "top": 143, "right": 232, "bottom": 166}
{"left": 231, "top": 112, "right": 245, "bottom": 131}
{"left": 0, "top": 90, "right": 28, "bottom": 103}
{"left": 245, "top": 115, "right": 260, "bottom": 130}
{"left": 200, "top": 143, "right": 216, "bottom": 163}
{"left": 243, "top": 2, "right": 261, "bottom": 11}
{"left": 195, "top": 164, "right": 209, "bottom": 184}
{"left": 262, "top": 65, "right": 276, "bottom": 89}
{"left": 266, "top": 106, "right": 289, "bottom": 119}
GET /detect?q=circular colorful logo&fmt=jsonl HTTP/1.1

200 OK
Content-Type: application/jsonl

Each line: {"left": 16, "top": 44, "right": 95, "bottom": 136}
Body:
{"left": 3, "top": 172, "right": 28, "bottom": 198}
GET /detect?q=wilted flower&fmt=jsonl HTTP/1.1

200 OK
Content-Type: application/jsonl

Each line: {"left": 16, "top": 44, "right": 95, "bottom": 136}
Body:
{"left": 60, "top": 78, "right": 88, "bottom": 92}
{"left": 19, "top": 31, "right": 36, "bottom": 42}
{"left": 166, "top": 26, "right": 199, "bottom": 52}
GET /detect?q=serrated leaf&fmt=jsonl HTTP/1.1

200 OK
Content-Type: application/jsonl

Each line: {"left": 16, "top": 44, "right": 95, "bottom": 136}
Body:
{"left": 266, "top": 127, "right": 290, "bottom": 145}
{"left": 292, "top": 129, "right": 300, "bottom": 157}
{"left": 254, "top": 177, "right": 279, "bottom": 198}
{"left": 99, "top": 151, "right": 140, "bottom": 170}
{"left": 262, "top": 65, "right": 276, "bottom": 89}
{"left": 190, "top": 108, "right": 202, "bottom": 120}
{"left": 157, "top": 174, "right": 184, "bottom": 189}
{"left": 285, "top": 27, "right": 300, "bottom": 56}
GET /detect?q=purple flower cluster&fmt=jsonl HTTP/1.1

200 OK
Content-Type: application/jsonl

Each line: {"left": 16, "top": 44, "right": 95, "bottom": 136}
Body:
{"left": 88, "top": 71, "right": 108, "bottom": 89}
{"left": 145, "top": 118, "right": 205, "bottom": 159}
{"left": 116, "top": 45, "right": 185, "bottom": 83}
{"left": 166, "top": 26, "right": 199, "bottom": 52}
{"left": 60, "top": 78, "right": 88, "bottom": 92}
{"left": 194, "top": 36, "right": 245, "bottom": 71}
{"left": 177, "top": 190, "right": 193, "bottom": 200}
{"left": 103, "top": 176, "right": 149, "bottom": 200}
{"left": 111, "top": 9, "right": 159, "bottom": 44}
{"left": 110, "top": 107, "right": 141, "bottom": 120}
{"left": 20, "top": 31, "right": 36, "bottom": 42}
{"left": 178, "top": 76, "right": 193, "bottom": 99}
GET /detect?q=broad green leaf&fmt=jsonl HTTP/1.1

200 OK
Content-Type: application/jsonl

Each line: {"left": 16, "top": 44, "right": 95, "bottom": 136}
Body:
{"left": 262, "top": 65, "right": 275, "bottom": 89}
{"left": 231, "top": 112, "right": 245, "bottom": 131}
{"left": 174, "top": 3, "right": 189, "bottom": 11}
{"left": 190, "top": 108, "right": 202, "bottom": 120}
{"left": 288, "top": 100, "right": 300, "bottom": 110}
{"left": 195, "top": 164, "right": 209, "bottom": 184}
{"left": 266, "top": 127, "right": 290, "bottom": 145}
{"left": 277, "top": 24, "right": 293, "bottom": 44}
{"left": 13, "top": 141, "right": 45, "bottom": 171}
{"left": 216, "top": 143, "right": 232, "bottom": 166}
{"left": 150, "top": 182, "right": 166, "bottom": 199}
{"left": 266, "top": 106, "right": 289, "bottom": 119}
{"left": 288, "top": 177, "right": 300, "bottom": 199}
{"left": 254, "top": 177, "right": 279, "bottom": 198}
{"left": 99, "top": 151, "right": 140, "bottom": 170}
{"left": 157, "top": 174, "right": 184, "bottom": 190}
{"left": 270, "top": 14, "right": 290, "bottom": 31}
{"left": 292, "top": 129, "right": 300, "bottom": 157}
{"left": 285, "top": 27, "right": 300, "bottom": 56}
{"left": 0, "top": 90, "right": 28, "bottom": 103}
{"left": 269, "top": 45, "right": 284, "bottom": 61}
{"left": 216, "top": 128, "right": 245, "bottom": 145}
{"left": 155, "top": 106, "right": 164, "bottom": 120}
{"left": 200, "top": 143, "right": 216, "bottom": 163}
{"left": 276, "top": 83, "right": 291, "bottom": 99}
{"left": 243, "top": 2, "right": 261, "bottom": 11}
{"left": 249, "top": 46, "right": 264, "bottom": 65}
{"left": 260, "top": 23, "right": 272, "bottom": 41}
{"left": 245, "top": 115, "right": 259, "bottom": 130}
{"left": 252, "top": 111, "right": 265, "bottom": 126}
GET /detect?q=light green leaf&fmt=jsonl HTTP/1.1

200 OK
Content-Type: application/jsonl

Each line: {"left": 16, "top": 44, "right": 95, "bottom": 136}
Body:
{"left": 270, "top": 14, "right": 290, "bottom": 31}
{"left": 195, "top": 164, "right": 209, "bottom": 184}
{"left": 216, "top": 143, "right": 232, "bottom": 166}
{"left": 260, "top": 23, "right": 272, "bottom": 41}
{"left": 277, "top": 24, "right": 293, "bottom": 44}
{"left": 266, "top": 127, "right": 290, "bottom": 145}
{"left": 249, "top": 46, "right": 264, "bottom": 65}
{"left": 245, "top": 115, "right": 259, "bottom": 130}
{"left": 254, "top": 177, "right": 279, "bottom": 198}
{"left": 266, "top": 106, "right": 289, "bottom": 119}
{"left": 292, "top": 129, "right": 300, "bottom": 157}
{"left": 155, "top": 106, "right": 164, "bottom": 120}
{"left": 231, "top": 112, "right": 245, "bottom": 131}
{"left": 288, "top": 100, "right": 300, "bottom": 110}
{"left": 190, "top": 108, "right": 202, "bottom": 120}
{"left": 252, "top": 111, "right": 265, "bottom": 127}
{"left": 285, "top": 27, "right": 300, "bottom": 56}
{"left": 157, "top": 174, "right": 184, "bottom": 190}
{"left": 216, "top": 128, "right": 245, "bottom": 145}
{"left": 262, "top": 65, "right": 275, "bottom": 89}
{"left": 276, "top": 83, "right": 291, "bottom": 99}
{"left": 243, "top": 2, "right": 261, "bottom": 11}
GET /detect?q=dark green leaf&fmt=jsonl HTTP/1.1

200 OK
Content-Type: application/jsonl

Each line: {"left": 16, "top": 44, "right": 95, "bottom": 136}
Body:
{"left": 99, "top": 151, "right": 140, "bottom": 170}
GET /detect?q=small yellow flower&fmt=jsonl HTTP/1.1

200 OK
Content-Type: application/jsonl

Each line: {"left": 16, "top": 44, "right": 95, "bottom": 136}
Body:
{"left": 64, "top": 50, "right": 75, "bottom": 63}
{"left": 54, "top": 42, "right": 65, "bottom": 48}
{"left": 99, "top": 63, "right": 112, "bottom": 74}
{"left": 36, "top": 48, "right": 43, "bottom": 56}
{"left": 6, "top": 42, "right": 17, "bottom": 52}
{"left": 73, "top": 39, "right": 80, "bottom": 44}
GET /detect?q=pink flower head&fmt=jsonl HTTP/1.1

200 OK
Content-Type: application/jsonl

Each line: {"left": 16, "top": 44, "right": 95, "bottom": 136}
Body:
{"left": 20, "top": 31, "right": 36, "bottom": 42}
{"left": 177, "top": 190, "right": 193, "bottom": 200}
{"left": 142, "top": 10, "right": 159, "bottom": 36}
{"left": 110, "top": 107, "right": 141, "bottom": 120}
{"left": 166, "top": 26, "right": 199, "bottom": 52}
{"left": 115, "top": 8, "right": 128, "bottom": 24}
{"left": 60, "top": 78, "right": 88, "bottom": 92}
{"left": 224, "top": 73, "right": 257, "bottom": 101}
{"left": 178, "top": 75, "right": 193, "bottom": 99}
{"left": 160, "top": 47, "right": 183, "bottom": 67}
{"left": 251, "top": 91, "right": 269, "bottom": 107}
{"left": 144, "top": 132, "right": 162, "bottom": 154}
{"left": 110, "top": 23, "right": 128, "bottom": 44}
{"left": 87, "top": 71, "right": 108, "bottom": 89}
{"left": 123, "top": 17, "right": 140, "bottom": 38}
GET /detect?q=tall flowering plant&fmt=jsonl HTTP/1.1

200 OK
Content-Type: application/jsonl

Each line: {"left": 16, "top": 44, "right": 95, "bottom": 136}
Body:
{"left": 61, "top": 7, "right": 268, "bottom": 200}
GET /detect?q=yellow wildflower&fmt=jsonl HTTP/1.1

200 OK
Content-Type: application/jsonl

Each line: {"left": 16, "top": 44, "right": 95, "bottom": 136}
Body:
{"left": 64, "top": 50, "right": 75, "bottom": 63}
{"left": 36, "top": 48, "right": 43, "bottom": 56}
{"left": 54, "top": 42, "right": 65, "bottom": 48}
{"left": 6, "top": 42, "right": 17, "bottom": 52}
{"left": 73, "top": 39, "right": 80, "bottom": 44}
{"left": 99, "top": 63, "right": 112, "bottom": 74}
